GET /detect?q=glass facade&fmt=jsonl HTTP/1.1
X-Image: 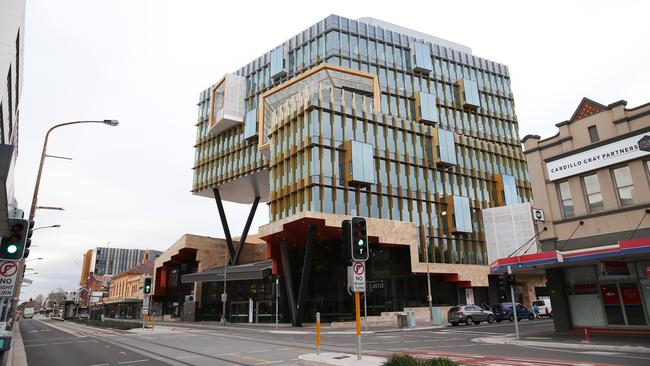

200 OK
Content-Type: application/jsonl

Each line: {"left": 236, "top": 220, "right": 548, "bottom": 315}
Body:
{"left": 192, "top": 15, "right": 532, "bottom": 267}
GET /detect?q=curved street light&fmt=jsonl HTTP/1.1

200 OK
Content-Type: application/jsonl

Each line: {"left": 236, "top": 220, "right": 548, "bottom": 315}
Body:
{"left": 25, "top": 257, "right": 44, "bottom": 263}
{"left": 33, "top": 225, "right": 61, "bottom": 231}
{"left": 28, "top": 120, "right": 119, "bottom": 222}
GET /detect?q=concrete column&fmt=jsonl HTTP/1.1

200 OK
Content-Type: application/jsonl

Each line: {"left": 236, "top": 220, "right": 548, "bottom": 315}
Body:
{"left": 546, "top": 268, "right": 572, "bottom": 331}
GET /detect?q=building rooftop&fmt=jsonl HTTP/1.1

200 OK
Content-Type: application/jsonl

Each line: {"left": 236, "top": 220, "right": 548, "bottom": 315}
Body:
{"left": 112, "top": 259, "right": 154, "bottom": 279}
{"left": 357, "top": 17, "right": 472, "bottom": 54}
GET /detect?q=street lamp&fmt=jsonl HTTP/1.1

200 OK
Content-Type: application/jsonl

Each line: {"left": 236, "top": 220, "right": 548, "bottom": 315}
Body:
{"left": 26, "top": 258, "right": 43, "bottom": 263}
{"left": 33, "top": 225, "right": 61, "bottom": 231}
{"left": 28, "top": 119, "right": 119, "bottom": 222}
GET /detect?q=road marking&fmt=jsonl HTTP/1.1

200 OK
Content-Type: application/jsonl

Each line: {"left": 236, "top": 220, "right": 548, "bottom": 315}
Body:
{"left": 581, "top": 351, "right": 622, "bottom": 356}
{"left": 118, "top": 360, "right": 149, "bottom": 365}
{"left": 105, "top": 345, "right": 111, "bottom": 348}
{"left": 256, "top": 361, "right": 284, "bottom": 365}
{"left": 176, "top": 355, "right": 201, "bottom": 359}
{"left": 87, "top": 363, "right": 109, "bottom": 366}
{"left": 52, "top": 341, "right": 74, "bottom": 345}
{"left": 119, "top": 351, "right": 127, "bottom": 355}
{"left": 248, "top": 349, "right": 270, "bottom": 353}
{"left": 23, "top": 344, "right": 45, "bottom": 347}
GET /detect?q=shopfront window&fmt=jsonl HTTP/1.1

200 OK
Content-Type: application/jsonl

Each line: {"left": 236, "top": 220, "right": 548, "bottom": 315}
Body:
{"left": 582, "top": 173, "right": 604, "bottom": 213}
{"left": 565, "top": 266, "right": 606, "bottom": 327}
{"left": 612, "top": 166, "right": 634, "bottom": 207}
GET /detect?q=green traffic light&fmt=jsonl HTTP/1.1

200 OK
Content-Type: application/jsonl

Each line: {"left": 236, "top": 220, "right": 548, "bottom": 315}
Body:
{"left": 357, "top": 239, "right": 364, "bottom": 246}
{"left": 7, "top": 244, "right": 19, "bottom": 254}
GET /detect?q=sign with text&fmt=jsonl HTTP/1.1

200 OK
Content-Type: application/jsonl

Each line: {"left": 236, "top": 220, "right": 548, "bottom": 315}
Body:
{"left": 546, "top": 132, "right": 650, "bottom": 181}
{"left": 352, "top": 261, "right": 366, "bottom": 292}
{"left": 0, "top": 261, "right": 19, "bottom": 297}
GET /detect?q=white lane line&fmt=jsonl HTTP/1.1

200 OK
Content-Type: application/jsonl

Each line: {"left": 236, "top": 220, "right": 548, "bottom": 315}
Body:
{"left": 176, "top": 355, "right": 201, "bottom": 359}
{"left": 581, "top": 351, "right": 622, "bottom": 356}
{"left": 23, "top": 344, "right": 45, "bottom": 347}
{"left": 87, "top": 363, "right": 110, "bottom": 366}
{"left": 118, "top": 360, "right": 150, "bottom": 365}
{"left": 247, "top": 349, "right": 271, "bottom": 354}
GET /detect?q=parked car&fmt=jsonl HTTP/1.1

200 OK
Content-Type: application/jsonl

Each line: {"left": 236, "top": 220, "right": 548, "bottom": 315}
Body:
{"left": 532, "top": 299, "right": 553, "bottom": 318}
{"left": 448, "top": 305, "right": 495, "bottom": 326}
{"left": 491, "top": 303, "right": 534, "bottom": 322}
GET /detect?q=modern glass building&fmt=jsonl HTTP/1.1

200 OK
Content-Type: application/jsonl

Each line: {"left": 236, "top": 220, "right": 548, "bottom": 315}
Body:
{"left": 192, "top": 15, "right": 531, "bottom": 324}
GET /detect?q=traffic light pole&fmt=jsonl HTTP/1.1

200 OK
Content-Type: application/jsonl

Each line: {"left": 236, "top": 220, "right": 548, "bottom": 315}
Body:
{"left": 508, "top": 266, "right": 519, "bottom": 340}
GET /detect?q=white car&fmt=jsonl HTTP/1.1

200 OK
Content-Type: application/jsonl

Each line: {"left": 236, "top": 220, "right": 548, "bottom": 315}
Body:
{"left": 532, "top": 299, "right": 552, "bottom": 318}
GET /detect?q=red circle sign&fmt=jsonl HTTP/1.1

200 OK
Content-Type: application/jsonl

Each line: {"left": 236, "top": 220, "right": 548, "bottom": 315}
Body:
{"left": 353, "top": 262, "right": 365, "bottom": 276}
{"left": 0, "top": 262, "right": 18, "bottom": 277}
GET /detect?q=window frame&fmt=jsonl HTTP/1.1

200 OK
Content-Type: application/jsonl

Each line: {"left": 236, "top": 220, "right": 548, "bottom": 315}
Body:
{"left": 557, "top": 180, "right": 575, "bottom": 218}
{"left": 611, "top": 165, "right": 635, "bottom": 208}
{"left": 587, "top": 125, "right": 600, "bottom": 143}
{"left": 581, "top": 172, "right": 604, "bottom": 213}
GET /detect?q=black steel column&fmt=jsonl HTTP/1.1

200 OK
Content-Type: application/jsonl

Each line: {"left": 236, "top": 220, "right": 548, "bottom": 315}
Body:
{"left": 296, "top": 224, "right": 317, "bottom": 327}
{"left": 232, "top": 196, "right": 260, "bottom": 265}
{"left": 213, "top": 188, "right": 235, "bottom": 260}
{"left": 280, "top": 239, "right": 298, "bottom": 326}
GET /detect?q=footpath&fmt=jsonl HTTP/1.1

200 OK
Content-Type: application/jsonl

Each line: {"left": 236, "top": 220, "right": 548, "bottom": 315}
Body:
{"left": 475, "top": 329, "right": 650, "bottom": 354}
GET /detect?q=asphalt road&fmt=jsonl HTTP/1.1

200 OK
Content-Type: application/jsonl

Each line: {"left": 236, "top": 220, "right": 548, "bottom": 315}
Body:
{"left": 18, "top": 317, "right": 650, "bottom": 366}
{"left": 20, "top": 319, "right": 168, "bottom": 366}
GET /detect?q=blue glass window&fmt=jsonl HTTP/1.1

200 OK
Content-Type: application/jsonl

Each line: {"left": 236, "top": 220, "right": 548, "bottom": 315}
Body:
{"left": 412, "top": 41, "right": 432, "bottom": 73}
{"left": 459, "top": 78, "right": 480, "bottom": 109}
{"left": 270, "top": 46, "right": 286, "bottom": 79}
{"left": 436, "top": 128, "right": 457, "bottom": 166}
{"left": 415, "top": 91, "right": 438, "bottom": 124}
{"left": 501, "top": 174, "right": 519, "bottom": 205}
{"left": 452, "top": 195, "right": 472, "bottom": 233}
{"left": 347, "top": 140, "right": 376, "bottom": 185}
{"left": 243, "top": 108, "right": 257, "bottom": 140}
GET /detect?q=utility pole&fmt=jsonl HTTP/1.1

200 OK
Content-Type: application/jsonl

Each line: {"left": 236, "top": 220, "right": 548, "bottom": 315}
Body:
{"left": 508, "top": 266, "right": 519, "bottom": 340}
{"left": 221, "top": 243, "right": 229, "bottom": 326}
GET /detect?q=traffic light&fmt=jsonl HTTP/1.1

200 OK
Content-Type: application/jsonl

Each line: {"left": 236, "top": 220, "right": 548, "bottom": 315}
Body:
{"left": 497, "top": 274, "right": 507, "bottom": 293}
{"left": 506, "top": 274, "right": 516, "bottom": 288}
{"left": 0, "top": 218, "right": 30, "bottom": 260}
{"left": 350, "top": 216, "right": 369, "bottom": 261}
{"left": 143, "top": 277, "right": 152, "bottom": 294}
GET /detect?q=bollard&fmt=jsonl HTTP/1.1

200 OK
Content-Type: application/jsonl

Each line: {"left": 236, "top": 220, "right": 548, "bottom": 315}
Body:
{"left": 582, "top": 327, "right": 590, "bottom": 344}
{"left": 151, "top": 315, "right": 155, "bottom": 331}
{"left": 316, "top": 312, "right": 321, "bottom": 355}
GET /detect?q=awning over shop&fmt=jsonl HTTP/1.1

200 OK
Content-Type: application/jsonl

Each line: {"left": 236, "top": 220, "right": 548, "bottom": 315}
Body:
{"left": 489, "top": 237, "right": 650, "bottom": 274}
{"left": 181, "top": 259, "right": 272, "bottom": 283}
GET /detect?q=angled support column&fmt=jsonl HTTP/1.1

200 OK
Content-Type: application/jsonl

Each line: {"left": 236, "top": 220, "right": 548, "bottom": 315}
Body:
{"left": 213, "top": 188, "right": 236, "bottom": 260}
{"left": 296, "top": 224, "right": 317, "bottom": 327}
{"left": 280, "top": 239, "right": 298, "bottom": 327}
{"left": 232, "top": 196, "right": 260, "bottom": 265}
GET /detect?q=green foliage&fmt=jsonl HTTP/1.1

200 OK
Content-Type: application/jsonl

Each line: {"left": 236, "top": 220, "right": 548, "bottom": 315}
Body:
{"left": 70, "top": 318, "right": 141, "bottom": 330}
{"left": 383, "top": 354, "right": 460, "bottom": 366}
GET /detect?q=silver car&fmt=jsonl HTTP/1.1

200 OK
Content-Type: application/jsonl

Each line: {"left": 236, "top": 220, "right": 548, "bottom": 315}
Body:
{"left": 448, "top": 305, "right": 495, "bottom": 326}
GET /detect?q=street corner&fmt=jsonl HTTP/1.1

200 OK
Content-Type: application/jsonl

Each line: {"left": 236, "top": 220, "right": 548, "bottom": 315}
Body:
{"left": 298, "top": 352, "right": 386, "bottom": 366}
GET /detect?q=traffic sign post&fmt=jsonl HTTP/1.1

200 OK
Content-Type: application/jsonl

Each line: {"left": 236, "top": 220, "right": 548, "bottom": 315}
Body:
{"left": 352, "top": 261, "right": 365, "bottom": 360}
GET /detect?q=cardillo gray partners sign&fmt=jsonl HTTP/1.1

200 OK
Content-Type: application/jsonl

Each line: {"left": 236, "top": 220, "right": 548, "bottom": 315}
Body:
{"left": 546, "top": 132, "right": 650, "bottom": 181}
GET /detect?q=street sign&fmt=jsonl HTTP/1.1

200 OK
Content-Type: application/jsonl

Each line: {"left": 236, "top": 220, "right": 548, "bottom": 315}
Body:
{"left": 352, "top": 262, "right": 366, "bottom": 292}
{"left": 142, "top": 294, "right": 150, "bottom": 314}
{"left": 0, "top": 261, "right": 19, "bottom": 297}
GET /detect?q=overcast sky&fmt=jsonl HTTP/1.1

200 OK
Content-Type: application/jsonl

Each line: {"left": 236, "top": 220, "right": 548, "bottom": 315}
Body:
{"left": 17, "top": 0, "right": 649, "bottom": 300}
